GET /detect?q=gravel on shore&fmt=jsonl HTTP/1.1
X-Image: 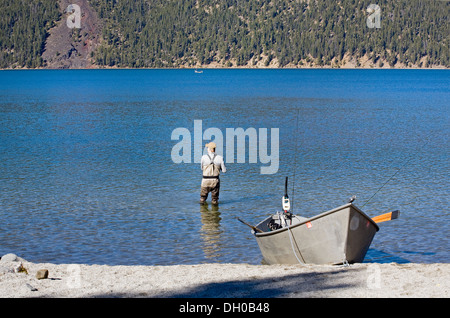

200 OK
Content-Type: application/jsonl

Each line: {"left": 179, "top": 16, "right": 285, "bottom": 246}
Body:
{"left": 0, "top": 254, "right": 448, "bottom": 298}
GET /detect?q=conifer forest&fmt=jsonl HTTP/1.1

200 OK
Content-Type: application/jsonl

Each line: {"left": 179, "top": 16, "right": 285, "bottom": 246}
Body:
{"left": 0, "top": 0, "right": 448, "bottom": 68}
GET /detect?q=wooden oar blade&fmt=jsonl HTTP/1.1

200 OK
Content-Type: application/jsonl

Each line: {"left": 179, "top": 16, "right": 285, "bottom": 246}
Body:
{"left": 372, "top": 210, "right": 400, "bottom": 223}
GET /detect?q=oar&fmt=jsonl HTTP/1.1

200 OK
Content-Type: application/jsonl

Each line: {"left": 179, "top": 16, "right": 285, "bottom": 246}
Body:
{"left": 372, "top": 210, "right": 400, "bottom": 223}
{"left": 237, "top": 218, "right": 264, "bottom": 233}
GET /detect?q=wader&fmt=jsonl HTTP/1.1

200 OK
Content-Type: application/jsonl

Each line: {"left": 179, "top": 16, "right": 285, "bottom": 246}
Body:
{"left": 200, "top": 153, "right": 221, "bottom": 204}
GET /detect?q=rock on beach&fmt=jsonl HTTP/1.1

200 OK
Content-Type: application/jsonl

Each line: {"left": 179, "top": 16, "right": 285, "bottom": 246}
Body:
{"left": 0, "top": 254, "right": 448, "bottom": 298}
{"left": 0, "top": 253, "right": 27, "bottom": 274}
{"left": 0, "top": 253, "right": 25, "bottom": 263}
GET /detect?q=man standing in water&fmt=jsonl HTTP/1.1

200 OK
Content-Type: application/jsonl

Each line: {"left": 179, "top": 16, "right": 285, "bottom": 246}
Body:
{"left": 200, "top": 142, "right": 226, "bottom": 205}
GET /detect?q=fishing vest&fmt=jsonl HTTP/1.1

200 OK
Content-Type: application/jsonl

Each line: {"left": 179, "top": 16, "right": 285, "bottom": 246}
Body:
{"left": 202, "top": 153, "right": 220, "bottom": 179}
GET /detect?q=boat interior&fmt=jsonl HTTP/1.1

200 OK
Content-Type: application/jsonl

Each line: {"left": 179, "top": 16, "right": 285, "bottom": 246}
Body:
{"left": 256, "top": 212, "right": 308, "bottom": 233}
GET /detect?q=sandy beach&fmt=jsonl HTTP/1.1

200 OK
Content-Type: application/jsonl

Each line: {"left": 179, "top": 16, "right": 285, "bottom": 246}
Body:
{"left": 0, "top": 254, "right": 448, "bottom": 298}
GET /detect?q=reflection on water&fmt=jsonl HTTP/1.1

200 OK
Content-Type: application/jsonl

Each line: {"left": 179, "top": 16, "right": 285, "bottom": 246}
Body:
{"left": 200, "top": 204, "right": 223, "bottom": 260}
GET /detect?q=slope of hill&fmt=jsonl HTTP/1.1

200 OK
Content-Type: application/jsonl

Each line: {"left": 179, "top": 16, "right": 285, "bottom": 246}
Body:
{"left": 41, "top": 0, "right": 101, "bottom": 69}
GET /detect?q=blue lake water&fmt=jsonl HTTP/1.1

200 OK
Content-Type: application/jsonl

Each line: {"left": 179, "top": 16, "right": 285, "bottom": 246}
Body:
{"left": 0, "top": 69, "right": 448, "bottom": 265}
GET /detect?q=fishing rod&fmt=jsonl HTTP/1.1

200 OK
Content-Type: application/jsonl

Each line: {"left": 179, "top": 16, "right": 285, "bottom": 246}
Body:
{"left": 282, "top": 176, "right": 292, "bottom": 218}
{"left": 291, "top": 108, "right": 300, "bottom": 214}
{"left": 361, "top": 155, "right": 416, "bottom": 208}
{"left": 361, "top": 130, "right": 437, "bottom": 208}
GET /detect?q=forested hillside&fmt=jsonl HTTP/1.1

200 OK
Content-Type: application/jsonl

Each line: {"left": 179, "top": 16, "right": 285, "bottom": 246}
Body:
{"left": 1, "top": 0, "right": 448, "bottom": 69}
{"left": 0, "top": 0, "right": 60, "bottom": 68}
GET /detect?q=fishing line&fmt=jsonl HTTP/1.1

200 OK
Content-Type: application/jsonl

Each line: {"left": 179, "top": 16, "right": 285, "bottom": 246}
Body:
{"left": 361, "top": 155, "right": 416, "bottom": 208}
{"left": 361, "top": 131, "right": 436, "bottom": 208}
{"left": 290, "top": 107, "right": 355, "bottom": 212}
{"left": 291, "top": 108, "right": 300, "bottom": 213}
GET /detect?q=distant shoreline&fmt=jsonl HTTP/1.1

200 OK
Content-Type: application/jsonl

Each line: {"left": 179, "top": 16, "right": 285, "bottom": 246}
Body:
{"left": 1, "top": 66, "right": 448, "bottom": 71}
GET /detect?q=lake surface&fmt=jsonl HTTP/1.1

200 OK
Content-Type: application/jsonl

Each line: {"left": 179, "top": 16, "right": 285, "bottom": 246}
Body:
{"left": 0, "top": 69, "right": 448, "bottom": 265}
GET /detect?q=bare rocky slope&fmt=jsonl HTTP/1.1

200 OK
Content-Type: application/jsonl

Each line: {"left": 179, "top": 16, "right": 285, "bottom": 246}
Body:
{"left": 42, "top": 0, "right": 101, "bottom": 69}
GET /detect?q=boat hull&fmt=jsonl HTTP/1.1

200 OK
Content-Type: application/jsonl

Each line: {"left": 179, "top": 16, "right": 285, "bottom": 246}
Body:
{"left": 254, "top": 203, "right": 379, "bottom": 265}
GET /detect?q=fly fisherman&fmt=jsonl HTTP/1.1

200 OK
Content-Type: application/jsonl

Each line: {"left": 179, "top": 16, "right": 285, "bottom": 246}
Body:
{"left": 200, "top": 142, "right": 226, "bottom": 205}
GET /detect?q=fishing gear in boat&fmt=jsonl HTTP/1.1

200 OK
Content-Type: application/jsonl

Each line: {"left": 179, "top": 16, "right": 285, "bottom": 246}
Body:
{"left": 282, "top": 176, "right": 292, "bottom": 218}
{"left": 268, "top": 176, "right": 294, "bottom": 230}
